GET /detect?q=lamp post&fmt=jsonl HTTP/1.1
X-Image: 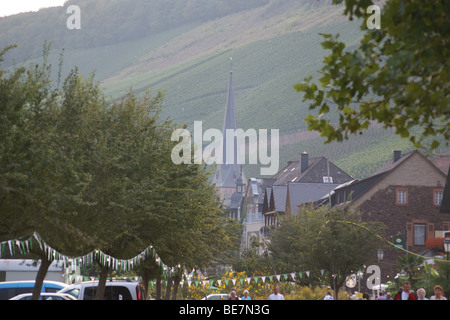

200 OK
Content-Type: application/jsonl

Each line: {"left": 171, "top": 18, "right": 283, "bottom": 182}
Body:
{"left": 377, "top": 249, "right": 384, "bottom": 298}
{"left": 444, "top": 238, "right": 450, "bottom": 279}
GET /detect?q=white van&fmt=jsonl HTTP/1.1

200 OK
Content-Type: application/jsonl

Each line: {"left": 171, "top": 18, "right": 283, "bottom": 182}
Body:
{"left": 58, "top": 280, "right": 146, "bottom": 300}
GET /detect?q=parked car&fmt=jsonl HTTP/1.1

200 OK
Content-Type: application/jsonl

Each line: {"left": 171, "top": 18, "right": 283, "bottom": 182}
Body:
{"left": 58, "top": 280, "right": 146, "bottom": 300}
{"left": 9, "top": 292, "right": 77, "bottom": 300}
{"left": 0, "top": 280, "right": 69, "bottom": 300}
{"left": 201, "top": 293, "right": 229, "bottom": 300}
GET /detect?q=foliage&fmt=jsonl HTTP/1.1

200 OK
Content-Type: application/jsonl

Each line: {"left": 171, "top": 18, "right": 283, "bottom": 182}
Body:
{"left": 0, "top": 44, "right": 236, "bottom": 299}
{"left": 391, "top": 256, "right": 450, "bottom": 298}
{"left": 295, "top": 0, "right": 450, "bottom": 150}
{"left": 268, "top": 205, "right": 385, "bottom": 296}
{"left": 397, "top": 254, "right": 424, "bottom": 285}
{"left": 287, "top": 286, "right": 332, "bottom": 300}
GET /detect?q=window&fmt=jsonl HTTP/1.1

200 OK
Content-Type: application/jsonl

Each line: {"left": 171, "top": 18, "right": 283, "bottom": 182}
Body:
{"left": 414, "top": 224, "right": 426, "bottom": 246}
{"left": 396, "top": 188, "right": 408, "bottom": 205}
{"left": 323, "top": 176, "right": 333, "bottom": 183}
{"left": 433, "top": 189, "right": 443, "bottom": 206}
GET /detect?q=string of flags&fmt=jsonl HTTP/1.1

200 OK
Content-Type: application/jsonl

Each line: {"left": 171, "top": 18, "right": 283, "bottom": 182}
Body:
{"left": 183, "top": 271, "right": 315, "bottom": 289}
{"left": 0, "top": 232, "right": 179, "bottom": 275}
{"left": 1, "top": 233, "right": 342, "bottom": 288}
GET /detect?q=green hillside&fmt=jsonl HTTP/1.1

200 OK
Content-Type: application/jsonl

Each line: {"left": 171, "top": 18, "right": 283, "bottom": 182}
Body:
{"left": 1, "top": 0, "right": 438, "bottom": 180}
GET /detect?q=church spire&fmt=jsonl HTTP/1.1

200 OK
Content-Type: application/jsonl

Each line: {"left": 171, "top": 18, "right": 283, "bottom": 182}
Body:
{"left": 214, "top": 59, "right": 242, "bottom": 188}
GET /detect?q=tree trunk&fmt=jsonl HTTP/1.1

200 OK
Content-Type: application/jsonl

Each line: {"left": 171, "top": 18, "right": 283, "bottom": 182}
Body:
{"left": 171, "top": 275, "right": 181, "bottom": 300}
{"left": 95, "top": 264, "right": 109, "bottom": 300}
{"left": 31, "top": 256, "right": 52, "bottom": 300}
{"left": 141, "top": 271, "right": 151, "bottom": 298}
{"left": 155, "top": 272, "right": 161, "bottom": 300}
{"left": 164, "top": 277, "right": 172, "bottom": 300}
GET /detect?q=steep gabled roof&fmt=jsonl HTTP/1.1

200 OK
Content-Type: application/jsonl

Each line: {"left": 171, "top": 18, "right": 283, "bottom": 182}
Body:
{"left": 269, "top": 185, "right": 288, "bottom": 213}
{"left": 286, "top": 182, "right": 340, "bottom": 216}
{"left": 272, "top": 154, "right": 353, "bottom": 186}
{"left": 440, "top": 166, "right": 450, "bottom": 214}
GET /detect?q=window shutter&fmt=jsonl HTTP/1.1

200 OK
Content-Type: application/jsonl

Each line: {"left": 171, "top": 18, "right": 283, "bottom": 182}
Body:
{"left": 406, "top": 223, "right": 413, "bottom": 247}
{"left": 427, "top": 224, "right": 434, "bottom": 241}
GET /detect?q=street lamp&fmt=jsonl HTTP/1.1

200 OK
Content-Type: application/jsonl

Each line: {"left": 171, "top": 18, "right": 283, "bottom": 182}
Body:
{"left": 444, "top": 238, "right": 450, "bottom": 259}
{"left": 444, "top": 238, "right": 450, "bottom": 279}
{"left": 377, "top": 249, "right": 384, "bottom": 298}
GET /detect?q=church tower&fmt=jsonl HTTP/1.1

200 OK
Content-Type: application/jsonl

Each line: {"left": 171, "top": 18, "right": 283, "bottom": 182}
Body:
{"left": 214, "top": 60, "right": 246, "bottom": 207}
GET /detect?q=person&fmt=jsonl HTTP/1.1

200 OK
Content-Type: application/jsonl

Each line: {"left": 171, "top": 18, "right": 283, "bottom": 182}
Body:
{"left": 241, "top": 290, "right": 251, "bottom": 300}
{"left": 323, "top": 291, "right": 334, "bottom": 300}
{"left": 430, "top": 285, "right": 447, "bottom": 300}
{"left": 385, "top": 292, "right": 392, "bottom": 300}
{"left": 394, "top": 281, "right": 417, "bottom": 300}
{"left": 376, "top": 290, "right": 386, "bottom": 300}
{"left": 269, "top": 285, "right": 284, "bottom": 300}
{"left": 416, "top": 288, "right": 428, "bottom": 300}
{"left": 228, "top": 290, "right": 239, "bottom": 300}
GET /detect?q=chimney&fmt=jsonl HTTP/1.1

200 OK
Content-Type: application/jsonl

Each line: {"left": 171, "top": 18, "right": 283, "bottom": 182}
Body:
{"left": 393, "top": 150, "right": 401, "bottom": 163}
{"left": 301, "top": 152, "right": 309, "bottom": 173}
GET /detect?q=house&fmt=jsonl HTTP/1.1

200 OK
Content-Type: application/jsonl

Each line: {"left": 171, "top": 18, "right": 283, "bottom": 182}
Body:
{"left": 441, "top": 166, "right": 450, "bottom": 214}
{"left": 328, "top": 150, "right": 450, "bottom": 279}
{"left": 241, "top": 177, "right": 276, "bottom": 251}
{"left": 229, "top": 167, "right": 245, "bottom": 220}
{"left": 263, "top": 152, "right": 353, "bottom": 227}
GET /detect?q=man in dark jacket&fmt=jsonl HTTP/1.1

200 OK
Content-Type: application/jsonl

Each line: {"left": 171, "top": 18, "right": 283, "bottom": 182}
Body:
{"left": 394, "top": 281, "right": 417, "bottom": 300}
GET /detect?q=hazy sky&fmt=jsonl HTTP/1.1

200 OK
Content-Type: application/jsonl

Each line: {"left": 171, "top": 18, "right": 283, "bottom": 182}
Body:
{"left": 0, "top": 0, "right": 67, "bottom": 17}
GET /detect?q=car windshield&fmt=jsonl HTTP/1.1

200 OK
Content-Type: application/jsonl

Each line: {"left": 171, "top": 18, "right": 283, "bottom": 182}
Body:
{"left": 64, "top": 288, "right": 80, "bottom": 299}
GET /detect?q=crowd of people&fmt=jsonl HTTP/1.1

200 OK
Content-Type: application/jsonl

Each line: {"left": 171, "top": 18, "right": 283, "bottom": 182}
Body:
{"left": 226, "top": 285, "right": 285, "bottom": 300}
{"left": 224, "top": 281, "right": 447, "bottom": 300}
{"left": 352, "top": 281, "right": 447, "bottom": 300}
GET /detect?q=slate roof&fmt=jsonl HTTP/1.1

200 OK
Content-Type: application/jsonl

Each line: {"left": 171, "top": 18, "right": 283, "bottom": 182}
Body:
{"left": 269, "top": 185, "right": 288, "bottom": 213}
{"left": 246, "top": 178, "right": 276, "bottom": 207}
{"left": 272, "top": 153, "right": 353, "bottom": 186}
{"left": 286, "top": 182, "right": 340, "bottom": 215}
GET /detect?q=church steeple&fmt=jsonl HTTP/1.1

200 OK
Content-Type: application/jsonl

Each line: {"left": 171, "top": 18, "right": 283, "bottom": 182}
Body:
{"left": 214, "top": 59, "right": 242, "bottom": 189}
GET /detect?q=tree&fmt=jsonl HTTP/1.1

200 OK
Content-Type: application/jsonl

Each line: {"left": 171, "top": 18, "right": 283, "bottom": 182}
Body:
{"left": 295, "top": 0, "right": 449, "bottom": 150}
{"left": 0, "top": 44, "right": 104, "bottom": 299}
{"left": 268, "top": 205, "right": 385, "bottom": 299}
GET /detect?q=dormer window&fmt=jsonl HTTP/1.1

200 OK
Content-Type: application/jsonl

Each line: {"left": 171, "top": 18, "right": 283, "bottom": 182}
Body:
{"left": 323, "top": 176, "right": 333, "bottom": 183}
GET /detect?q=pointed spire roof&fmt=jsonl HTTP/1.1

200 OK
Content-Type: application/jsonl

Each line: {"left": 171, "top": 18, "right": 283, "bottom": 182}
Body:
{"left": 215, "top": 61, "right": 243, "bottom": 188}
